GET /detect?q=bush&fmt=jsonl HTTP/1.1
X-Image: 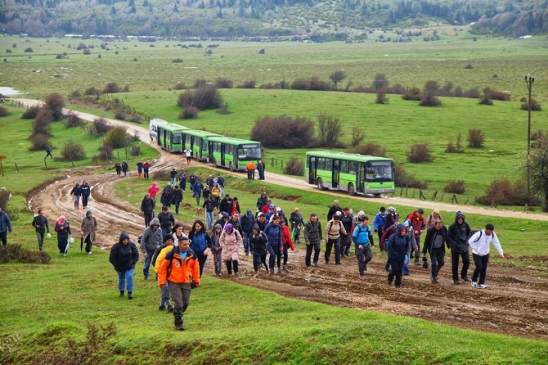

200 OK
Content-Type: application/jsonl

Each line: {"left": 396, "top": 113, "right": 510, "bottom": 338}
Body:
{"left": 317, "top": 113, "right": 344, "bottom": 148}
{"left": 84, "top": 87, "right": 101, "bottom": 97}
{"left": 177, "top": 85, "right": 223, "bottom": 110}
{"left": 477, "top": 178, "right": 541, "bottom": 206}
{"left": 45, "top": 93, "right": 66, "bottom": 120}
{"left": 259, "top": 48, "right": 265, "bottom": 54}
{"left": 69, "top": 89, "right": 82, "bottom": 98}
{"left": 217, "top": 103, "right": 229, "bottom": 115}
{"left": 95, "top": 144, "right": 113, "bottom": 161}
{"left": 28, "top": 133, "right": 50, "bottom": 151}
{"left": 22, "top": 105, "right": 42, "bottom": 119}
{"left": 375, "top": 89, "right": 388, "bottom": 104}
{"left": 251, "top": 115, "right": 316, "bottom": 148}
{"left": 394, "top": 163, "right": 427, "bottom": 189}
{"left": 179, "top": 106, "right": 200, "bottom": 119}
{"left": 290, "top": 77, "right": 331, "bottom": 91}
{"left": 236, "top": 80, "right": 256, "bottom": 89}
{"left": 103, "top": 82, "right": 120, "bottom": 94}
{"left": 193, "top": 78, "right": 208, "bottom": 88}
{"left": 464, "top": 63, "right": 474, "bottom": 69}
{"left": 479, "top": 88, "right": 493, "bottom": 105}
{"left": 462, "top": 87, "right": 481, "bottom": 99}
{"left": 130, "top": 145, "right": 141, "bottom": 156}
{"left": 104, "top": 126, "right": 131, "bottom": 149}
{"left": 90, "top": 118, "right": 111, "bottom": 136}
{"left": 61, "top": 140, "right": 86, "bottom": 161}
{"left": 406, "top": 142, "right": 434, "bottom": 163}
{"left": 349, "top": 126, "right": 365, "bottom": 147}
{"left": 444, "top": 180, "right": 466, "bottom": 194}
{"left": 372, "top": 73, "right": 389, "bottom": 90}
{"left": 113, "top": 109, "right": 127, "bottom": 120}
{"left": 172, "top": 58, "right": 184, "bottom": 63}
{"left": 401, "top": 87, "right": 421, "bottom": 101}
{"left": 521, "top": 98, "right": 542, "bottom": 111}
{"left": 24, "top": 47, "right": 33, "bottom": 53}
{"left": 0, "top": 106, "right": 9, "bottom": 117}
{"left": 283, "top": 156, "right": 304, "bottom": 176}
{"left": 347, "top": 142, "right": 387, "bottom": 157}
{"left": 32, "top": 109, "right": 54, "bottom": 137}
{"left": 419, "top": 81, "right": 441, "bottom": 107}
{"left": 0, "top": 244, "right": 50, "bottom": 264}
{"left": 259, "top": 80, "right": 288, "bottom": 89}
{"left": 467, "top": 129, "right": 485, "bottom": 148}
{"left": 214, "top": 77, "right": 233, "bottom": 89}
{"left": 490, "top": 90, "right": 511, "bottom": 101}
{"left": 65, "top": 113, "right": 85, "bottom": 128}
{"left": 173, "top": 82, "right": 186, "bottom": 90}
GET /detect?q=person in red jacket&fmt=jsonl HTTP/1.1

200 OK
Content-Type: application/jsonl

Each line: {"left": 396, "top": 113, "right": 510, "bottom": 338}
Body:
{"left": 406, "top": 208, "right": 426, "bottom": 264}
{"left": 158, "top": 235, "right": 200, "bottom": 331}
{"left": 280, "top": 219, "right": 295, "bottom": 273}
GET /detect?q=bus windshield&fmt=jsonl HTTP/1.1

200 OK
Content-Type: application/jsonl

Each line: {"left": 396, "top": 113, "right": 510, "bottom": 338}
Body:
{"left": 365, "top": 161, "right": 393, "bottom": 181}
{"left": 237, "top": 145, "right": 261, "bottom": 160}
{"left": 172, "top": 134, "right": 182, "bottom": 144}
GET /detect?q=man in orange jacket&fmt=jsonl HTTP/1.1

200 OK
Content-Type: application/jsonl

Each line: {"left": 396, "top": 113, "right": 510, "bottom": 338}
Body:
{"left": 158, "top": 235, "right": 200, "bottom": 331}
{"left": 246, "top": 160, "right": 256, "bottom": 180}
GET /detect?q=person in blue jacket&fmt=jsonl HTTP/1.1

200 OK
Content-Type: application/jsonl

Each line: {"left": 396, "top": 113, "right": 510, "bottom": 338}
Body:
{"left": 386, "top": 224, "right": 410, "bottom": 288}
{"left": 352, "top": 216, "right": 375, "bottom": 277}
{"left": 188, "top": 220, "right": 212, "bottom": 277}
{"left": 373, "top": 206, "right": 387, "bottom": 246}
{"left": 264, "top": 215, "right": 283, "bottom": 275}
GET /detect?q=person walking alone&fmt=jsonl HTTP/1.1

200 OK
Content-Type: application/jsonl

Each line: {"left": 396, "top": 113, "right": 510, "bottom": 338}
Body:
{"left": 81, "top": 210, "right": 98, "bottom": 255}
{"left": 54, "top": 215, "right": 72, "bottom": 256}
{"left": 304, "top": 213, "right": 322, "bottom": 267}
{"left": 32, "top": 209, "right": 50, "bottom": 251}
{"left": 468, "top": 224, "right": 504, "bottom": 289}
{"left": 109, "top": 232, "right": 139, "bottom": 299}
{"left": 386, "top": 224, "right": 410, "bottom": 289}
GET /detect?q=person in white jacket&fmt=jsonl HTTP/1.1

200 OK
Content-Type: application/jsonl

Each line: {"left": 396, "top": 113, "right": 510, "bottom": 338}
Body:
{"left": 468, "top": 223, "right": 505, "bottom": 289}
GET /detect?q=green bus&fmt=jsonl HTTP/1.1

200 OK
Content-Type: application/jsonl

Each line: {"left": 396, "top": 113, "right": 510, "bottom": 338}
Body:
{"left": 305, "top": 151, "right": 395, "bottom": 196}
{"left": 181, "top": 130, "right": 220, "bottom": 161}
{"left": 157, "top": 123, "right": 189, "bottom": 153}
{"left": 208, "top": 137, "right": 262, "bottom": 171}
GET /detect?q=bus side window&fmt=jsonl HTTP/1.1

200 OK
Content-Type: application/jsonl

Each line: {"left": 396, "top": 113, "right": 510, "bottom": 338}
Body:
{"left": 325, "top": 159, "right": 332, "bottom": 170}
{"left": 340, "top": 160, "right": 348, "bottom": 173}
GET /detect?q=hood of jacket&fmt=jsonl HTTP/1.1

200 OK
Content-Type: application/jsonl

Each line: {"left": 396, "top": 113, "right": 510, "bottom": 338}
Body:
{"left": 455, "top": 211, "right": 466, "bottom": 224}
{"left": 396, "top": 223, "right": 406, "bottom": 235}
{"left": 119, "top": 232, "right": 130, "bottom": 244}
{"left": 150, "top": 218, "right": 160, "bottom": 227}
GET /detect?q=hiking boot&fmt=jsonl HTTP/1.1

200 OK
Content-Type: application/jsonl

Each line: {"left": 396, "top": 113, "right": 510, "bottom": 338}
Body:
{"left": 395, "top": 284, "right": 401, "bottom": 288}
{"left": 359, "top": 273, "right": 365, "bottom": 278}
{"left": 127, "top": 292, "right": 133, "bottom": 300}
{"left": 119, "top": 290, "right": 124, "bottom": 297}
{"left": 461, "top": 276, "right": 470, "bottom": 282}
{"left": 313, "top": 262, "right": 319, "bottom": 267}
{"left": 234, "top": 272, "right": 239, "bottom": 277}
{"left": 431, "top": 277, "right": 439, "bottom": 284}
{"left": 277, "top": 268, "right": 282, "bottom": 275}
{"left": 159, "top": 305, "right": 166, "bottom": 311}
{"left": 270, "top": 269, "right": 275, "bottom": 275}
{"left": 176, "top": 324, "right": 185, "bottom": 331}
{"left": 282, "top": 265, "right": 289, "bottom": 273}
{"left": 478, "top": 284, "right": 487, "bottom": 289}
{"left": 453, "top": 280, "right": 461, "bottom": 285}
{"left": 167, "top": 305, "right": 174, "bottom": 313}
{"left": 470, "top": 281, "right": 478, "bottom": 288}
{"left": 387, "top": 279, "right": 393, "bottom": 286}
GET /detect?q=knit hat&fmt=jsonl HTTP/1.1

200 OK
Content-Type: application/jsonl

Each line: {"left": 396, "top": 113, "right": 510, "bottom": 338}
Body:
{"left": 164, "top": 234, "right": 174, "bottom": 243}
{"left": 225, "top": 223, "right": 233, "bottom": 232}
{"left": 86, "top": 210, "right": 92, "bottom": 216}
{"left": 214, "top": 223, "right": 222, "bottom": 230}
{"left": 252, "top": 224, "right": 260, "bottom": 232}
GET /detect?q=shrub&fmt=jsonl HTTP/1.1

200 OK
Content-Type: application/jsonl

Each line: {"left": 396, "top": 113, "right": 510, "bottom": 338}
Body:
{"left": 179, "top": 106, "right": 200, "bottom": 119}
{"left": 251, "top": 115, "right": 316, "bottom": 148}
{"left": 444, "top": 180, "right": 466, "bottom": 194}
{"left": 172, "top": 58, "right": 184, "bottom": 63}
{"left": 259, "top": 48, "right": 265, "bottom": 54}
{"left": 103, "top": 82, "right": 120, "bottom": 94}
{"left": 236, "top": 80, "right": 256, "bottom": 89}
{"left": 259, "top": 80, "right": 288, "bottom": 89}
{"left": 22, "top": 105, "right": 42, "bottom": 119}
{"left": 84, "top": 87, "right": 101, "bottom": 97}
{"left": 32, "top": 109, "right": 54, "bottom": 137}
{"left": 375, "top": 89, "right": 388, "bottom": 104}
{"left": 45, "top": 92, "right": 66, "bottom": 120}
{"left": 28, "top": 133, "right": 50, "bottom": 151}
{"left": 406, "top": 142, "right": 434, "bottom": 163}
{"left": 445, "top": 134, "right": 464, "bottom": 153}
{"left": 193, "top": 78, "right": 208, "bottom": 88}
{"left": 104, "top": 126, "right": 131, "bottom": 149}
{"left": 394, "top": 163, "right": 427, "bottom": 189}
{"left": 401, "top": 87, "right": 421, "bottom": 101}
{"left": 490, "top": 90, "right": 511, "bottom": 101}
{"left": 521, "top": 98, "right": 542, "bottom": 111}
{"left": 464, "top": 63, "right": 474, "bottom": 69}
{"left": 90, "top": 117, "right": 111, "bottom": 136}
{"left": 113, "top": 109, "right": 127, "bottom": 120}
{"left": 129, "top": 113, "right": 141, "bottom": 123}
{"left": 130, "top": 145, "right": 141, "bottom": 156}
{"left": 214, "top": 77, "right": 233, "bottom": 89}
{"left": 0, "top": 106, "right": 9, "bottom": 117}
{"left": 283, "top": 156, "right": 304, "bottom": 176}
{"left": 61, "top": 140, "right": 86, "bottom": 161}
{"left": 177, "top": 85, "right": 223, "bottom": 110}
{"left": 349, "top": 126, "right": 365, "bottom": 147}
{"left": 21, "top": 250, "right": 52, "bottom": 264}
{"left": 446, "top": 139, "right": 457, "bottom": 153}
{"left": 217, "top": 103, "right": 229, "bottom": 115}
{"left": 24, "top": 47, "right": 33, "bottom": 52}
{"left": 467, "top": 129, "right": 485, "bottom": 148}
{"left": 479, "top": 88, "right": 493, "bottom": 105}
{"left": 290, "top": 77, "right": 331, "bottom": 91}
{"left": 372, "top": 73, "right": 389, "bottom": 90}
{"left": 65, "top": 113, "right": 85, "bottom": 128}
{"left": 96, "top": 144, "right": 113, "bottom": 161}
{"left": 69, "top": 89, "right": 82, "bottom": 98}
{"left": 317, "top": 112, "right": 344, "bottom": 148}
{"left": 347, "top": 142, "right": 387, "bottom": 157}
{"left": 477, "top": 178, "right": 541, "bottom": 206}
{"left": 419, "top": 81, "right": 441, "bottom": 107}
{"left": 462, "top": 87, "right": 481, "bottom": 99}
{"left": 173, "top": 82, "right": 186, "bottom": 90}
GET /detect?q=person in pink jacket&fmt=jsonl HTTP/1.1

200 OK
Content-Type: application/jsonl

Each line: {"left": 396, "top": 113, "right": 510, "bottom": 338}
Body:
{"left": 148, "top": 181, "right": 160, "bottom": 202}
{"left": 219, "top": 223, "right": 243, "bottom": 276}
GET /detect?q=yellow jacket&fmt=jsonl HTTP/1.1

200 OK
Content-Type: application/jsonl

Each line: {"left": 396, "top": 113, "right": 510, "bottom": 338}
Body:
{"left": 154, "top": 245, "right": 174, "bottom": 274}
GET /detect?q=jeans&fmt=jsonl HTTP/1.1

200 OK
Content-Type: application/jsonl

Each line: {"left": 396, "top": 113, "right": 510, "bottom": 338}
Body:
{"left": 325, "top": 238, "right": 341, "bottom": 264}
{"left": 355, "top": 245, "right": 372, "bottom": 275}
{"left": 171, "top": 177, "right": 177, "bottom": 185}
{"left": 243, "top": 232, "right": 251, "bottom": 254}
{"left": 73, "top": 195, "right": 80, "bottom": 209}
{"left": 82, "top": 195, "right": 89, "bottom": 208}
{"left": 305, "top": 241, "right": 320, "bottom": 266}
{"left": 253, "top": 252, "right": 268, "bottom": 272}
{"left": 143, "top": 249, "right": 156, "bottom": 279}
{"left": 196, "top": 254, "right": 207, "bottom": 277}
{"left": 160, "top": 282, "right": 171, "bottom": 307}
{"left": 161, "top": 227, "right": 171, "bottom": 237}
{"left": 472, "top": 253, "right": 490, "bottom": 285}
{"left": 213, "top": 248, "right": 223, "bottom": 275}
{"left": 0, "top": 231, "right": 6, "bottom": 245}
{"left": 267, "top": 244, "right": 281, "bottom": 271}
{"left": 402, "top": 253, "right": 411, "bottom": 275}
{"left": 451, "top": 250, "right": 470, "bottom": 281}
{"left": 36, "top": 231, "right": 45, "bottom": 250}
{"left": 144, "top": 211, "right": 153, "bottom": 227}
{"left": 429, "top": 249, "right": 445, "bottom": 279}
{"left": 174, "top": 202, "right": 180, "bottom": 215}
{"left": 144, "top": 169, "right": 149, "bottom": 179}
{"left": 206, "top": 211, "right": 214, "bottom": 230}
{"left": 117, "top": 268, "right": 134, "bottom": 292}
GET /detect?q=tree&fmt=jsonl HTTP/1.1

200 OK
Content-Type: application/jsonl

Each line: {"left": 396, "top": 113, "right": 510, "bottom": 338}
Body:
{"left": 528, "top": 135, "right": 548, "bottom": 211}
{"left": 317, "top": 113, "right": 343, "bottom": 148}
{"left": 372, "top": 73, "right": 389, "bottom": 90}
{"left": 45, "top": 93, "right": 65, "bottom": 120}
{"left": 329, "top": 70, "right": 346, "bottom": 90}
{"left": 419, "top": 80, "right": 441, "bottom": 106}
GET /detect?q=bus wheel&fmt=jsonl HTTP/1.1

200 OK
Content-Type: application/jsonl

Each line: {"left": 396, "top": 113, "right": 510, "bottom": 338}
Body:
{"left": 317, "top": 178, "right": 324, "bottom": 190}
{"left": 229, "top": 162, "right": 234, "bottom": 172}
{"left": 348, "top": 183, "right": 356, "bottom": 196}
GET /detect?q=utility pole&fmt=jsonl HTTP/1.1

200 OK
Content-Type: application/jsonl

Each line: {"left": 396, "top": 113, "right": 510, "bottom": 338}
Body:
{"left": 525, "top": 75, "right": 534, "bottom": 193}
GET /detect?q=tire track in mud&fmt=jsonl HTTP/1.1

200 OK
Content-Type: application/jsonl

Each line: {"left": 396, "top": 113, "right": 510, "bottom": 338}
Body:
{"left": 18, "top": 98, "right": 548, "bottom": 341}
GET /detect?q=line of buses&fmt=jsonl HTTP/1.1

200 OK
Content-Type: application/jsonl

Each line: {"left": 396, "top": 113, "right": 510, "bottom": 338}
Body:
{"left": 149, "top": 118, "right": 396, "bottom": 197}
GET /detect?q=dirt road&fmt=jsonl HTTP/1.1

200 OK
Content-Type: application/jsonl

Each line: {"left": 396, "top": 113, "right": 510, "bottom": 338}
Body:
{"left": 18, "top": 98, "right": 548, "bottom": 341}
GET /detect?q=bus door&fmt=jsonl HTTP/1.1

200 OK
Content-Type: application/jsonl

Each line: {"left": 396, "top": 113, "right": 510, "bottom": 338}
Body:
{"left": 308, "top": 156, "right": 316, "bottom": 184}
{"left": 158, "top": 128, "right": 164, "bottom": 148}
{"left": 332, "top": 159, "right": 340, "bottom": 189}
{"left": 221, "top": 145, "right": 226, "bottom": 166}
{"left": 357, "top": 163, "right": 365, "bottom": 193}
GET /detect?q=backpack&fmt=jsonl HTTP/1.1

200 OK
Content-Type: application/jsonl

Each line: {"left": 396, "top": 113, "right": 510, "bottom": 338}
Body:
{"left": 468, "top": 230, "right": 482, "bottom": 242}
{"left": 352, "top": 225, "right": 371, "bottom": 244}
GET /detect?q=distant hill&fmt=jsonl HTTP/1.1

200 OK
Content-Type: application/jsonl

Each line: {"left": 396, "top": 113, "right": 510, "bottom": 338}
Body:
{"left": 1, "top": 0, "right": 546, "bottom": 38}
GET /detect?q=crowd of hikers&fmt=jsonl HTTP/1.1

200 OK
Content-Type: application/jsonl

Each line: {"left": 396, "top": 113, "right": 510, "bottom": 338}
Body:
{"left": 14, "top": 167, "right": 505, "bottom": 331}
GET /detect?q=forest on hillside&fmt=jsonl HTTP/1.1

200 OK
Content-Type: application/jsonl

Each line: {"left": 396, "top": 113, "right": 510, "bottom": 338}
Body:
{"left": 1, "top": 0, "right": 547, "bottom": 38}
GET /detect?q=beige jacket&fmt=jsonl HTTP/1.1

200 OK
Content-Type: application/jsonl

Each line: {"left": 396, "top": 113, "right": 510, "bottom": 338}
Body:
{"left": 325, "top": 219, "right": 347, "bottom": 240}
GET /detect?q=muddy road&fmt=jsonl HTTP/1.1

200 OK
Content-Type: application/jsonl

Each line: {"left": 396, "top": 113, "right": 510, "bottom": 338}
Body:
{"left": 19, "top": 99, "right": 548, "bottom": 342}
